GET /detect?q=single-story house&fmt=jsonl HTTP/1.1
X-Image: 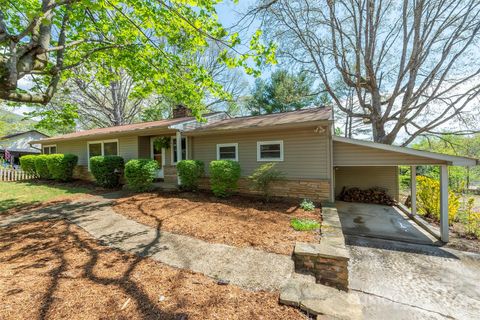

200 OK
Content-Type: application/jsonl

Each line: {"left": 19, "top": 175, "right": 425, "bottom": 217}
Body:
{"left": 31, "top": 106, "right": 478, "bottom": 242}
{"left": 1, "top": 130, "right": 49, "bottom": 165}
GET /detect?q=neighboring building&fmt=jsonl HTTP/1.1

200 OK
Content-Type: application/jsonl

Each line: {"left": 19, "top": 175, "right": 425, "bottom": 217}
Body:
{"left": 1, "top": 130, "right": 49, "bottom": 165}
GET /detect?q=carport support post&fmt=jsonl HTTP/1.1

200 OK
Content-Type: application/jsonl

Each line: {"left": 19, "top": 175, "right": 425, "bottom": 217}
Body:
{"left": 410, "top": 166, "right": 417, "bottom": 216}
{"left": 440, "top": 165, "right": 449, "bottom": 242}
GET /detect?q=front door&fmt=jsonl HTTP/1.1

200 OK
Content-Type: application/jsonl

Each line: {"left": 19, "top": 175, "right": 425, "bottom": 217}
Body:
{"left": 151, "top": 137, "right": 165, "bottom": 178}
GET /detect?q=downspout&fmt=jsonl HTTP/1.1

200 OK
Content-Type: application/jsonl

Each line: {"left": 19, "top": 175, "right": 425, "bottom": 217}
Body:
{"left": 329, "top": 122, "right": 335, "bottom": 203}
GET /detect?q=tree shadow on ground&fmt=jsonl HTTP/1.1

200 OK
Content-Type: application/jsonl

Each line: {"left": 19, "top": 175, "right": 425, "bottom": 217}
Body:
{"left": 0, "top": 199, "right": 188, "bottom": 320}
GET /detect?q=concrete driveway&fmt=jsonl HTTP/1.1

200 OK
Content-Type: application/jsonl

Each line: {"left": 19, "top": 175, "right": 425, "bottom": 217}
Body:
{"left": 336, "top": 201, "right": 438, "bottom": 245}
{"left": 335, "top": 202, "right": 480, "bottom": 319}
{"left": 348, "top": 236, "right": 480, "bottom": 319}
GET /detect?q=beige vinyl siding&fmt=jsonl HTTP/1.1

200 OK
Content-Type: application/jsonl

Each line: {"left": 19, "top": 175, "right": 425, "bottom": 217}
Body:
{"left": 191, "top": 127, "right": 329, "bottom": 179}
{"left": 334, "top": 166, "right": 399, "bottom": 200}
{"left": 56, "top": 140, "right": 89, "bottom": 166}
{"left": 51, "top": 136, "right": 140, "bottom": 166}
{"left": 118, "top": 136, "right": 138, "bottom": 162}
{"left": 333, "top": 141, "right": 447, "bottom": 166}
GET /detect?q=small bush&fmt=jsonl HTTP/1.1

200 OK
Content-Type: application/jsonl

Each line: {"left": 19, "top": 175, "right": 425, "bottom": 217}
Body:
{"left": 300, "top": 199, "right": 316, "bottom": 211}
{"left": 248, "top": 162, "right": 285, "bottom": 200}
{"left": 209, "top": 160, "right": 241, "bottom": 197}
{"left": 34, "top": 155, "right": 51, "bottom": 179}
{"left": 46, "top": 154, "right": 78, "bottom": 181}
{"left": 466, "top": 212, "right": 480, "bottom": 239}
{"left": 177, "top": 160, "right": 204, "bottom": 191}
{"left": 124, "top": 159, "right": 158, "bottom": 192}
{"left": 291, "top": 218, "right": 320, "bottom": 231}
{"left": 90, "top": 155, "right": 124, "bottom": 188}
{"left": 20, "top": 155, "right": 37, "bottom": 176}
{"left": 416, "top": 175, "right": 460, "bottom": 224}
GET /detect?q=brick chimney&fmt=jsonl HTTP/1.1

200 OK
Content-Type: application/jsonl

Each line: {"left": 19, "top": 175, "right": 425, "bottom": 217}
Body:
{"left": 172, "top": 105, "right": 192, "bottom": 118}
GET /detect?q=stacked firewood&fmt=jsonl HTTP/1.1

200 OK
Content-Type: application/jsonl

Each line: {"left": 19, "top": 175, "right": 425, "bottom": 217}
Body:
{"left": 339, "top": 187, "right": 395, "bottom": 206}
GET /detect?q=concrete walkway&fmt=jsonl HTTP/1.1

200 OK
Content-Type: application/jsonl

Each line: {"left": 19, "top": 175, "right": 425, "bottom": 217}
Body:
{"left": 0, "top": 194, "right": 294, "bottom": 291}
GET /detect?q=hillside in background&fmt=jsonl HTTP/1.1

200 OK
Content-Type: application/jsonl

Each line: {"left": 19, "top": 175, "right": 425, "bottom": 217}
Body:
{"left": 0, "top": 108, "right": 37, "bottom": 136}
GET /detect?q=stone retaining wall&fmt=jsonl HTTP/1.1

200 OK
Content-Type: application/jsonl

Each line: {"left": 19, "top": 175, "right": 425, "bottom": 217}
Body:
{"left": 73, "top": 165, "right": 94, "bottom": 181}
{"left": 163, "top": 165, "right": 177, "bottom": 184}
{"left": 293, "top": 206, "right": 349, "bottom": 291}
{"left": 198, "top": 177, "right": 331, "bottom": 201}
{"left": 72, "top": 163, "right": 331, "bottom": 201}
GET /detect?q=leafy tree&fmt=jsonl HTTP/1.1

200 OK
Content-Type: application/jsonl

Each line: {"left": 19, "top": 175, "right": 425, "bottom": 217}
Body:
{"left": 0, "top": 0, "right": 275, "bottom": 118}
{"left": 24, "top": 99, "right": 78, "bottom": 134}
{"left": 412, "top": 134, "right": 480, "bottom": 190}
{"left": 246, "top": 69, "right": 320, "bottom": 115}
{"left": 253, "top": 0, "right": 480, "bottom": 144}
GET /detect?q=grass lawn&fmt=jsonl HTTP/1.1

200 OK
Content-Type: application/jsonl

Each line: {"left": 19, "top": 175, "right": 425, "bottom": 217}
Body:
{"left": 0, "top": 219, "right": 305, "bottom": 320}
{"left": 114, "top": 191, "right": 322, "bottom": 255}
{"left": 0, "top": 181, "right": 91, "bottom": 213}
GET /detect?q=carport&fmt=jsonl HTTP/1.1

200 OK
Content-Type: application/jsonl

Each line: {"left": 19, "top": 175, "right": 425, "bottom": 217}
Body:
{"left": 332, "top": 136, "right": 478, "bottom": 242}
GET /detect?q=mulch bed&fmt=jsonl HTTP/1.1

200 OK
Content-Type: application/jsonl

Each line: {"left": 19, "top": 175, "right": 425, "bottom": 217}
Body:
{"left": 0, "top": 219, "right": 306, "bottom": 320}
{"left": 113, "top": 191, "right": 322, "bottom": 255}
{"left": 444, "top": 222, "right": 480, "bottom": 253}
{"left": 415, "top": 215, "right": 480, "bottom": 253}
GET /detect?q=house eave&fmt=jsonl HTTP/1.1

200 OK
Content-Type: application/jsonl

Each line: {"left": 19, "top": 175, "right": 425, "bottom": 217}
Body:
{"left": 333, "top": 136, "right": 479, "bottom": 167}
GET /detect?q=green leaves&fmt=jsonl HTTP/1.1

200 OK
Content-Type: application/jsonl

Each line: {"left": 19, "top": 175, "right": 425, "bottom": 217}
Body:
{"left": 246, "top": 69, "right": 320, "bottom": 115}
{"left": 1, "top": 0, "right": 276, "bottom": 113}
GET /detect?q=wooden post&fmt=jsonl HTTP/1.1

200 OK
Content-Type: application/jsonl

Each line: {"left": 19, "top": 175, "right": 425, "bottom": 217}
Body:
{"left": 411, "top": 166, "right": 417, "bottom": 215}
{"left": 440, "top": 165, "right": 449, "bottom": 242}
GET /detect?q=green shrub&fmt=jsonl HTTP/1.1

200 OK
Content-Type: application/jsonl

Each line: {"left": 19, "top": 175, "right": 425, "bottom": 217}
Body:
{"left": 90, "top": 155, "right": 124, "bottom": 188}
{"left": 209, "top": 160, "right": 241, "bottom": 197}
{"left": 177, "top": 160, "right": 204, "bottom": 191}
{"left": 20, "top": 155, "right": 37, "bottom": 176}
{"left": 416, "top": 175, "right": 460, "bottom": 224}
{"left": 46, "top": 154, "right": 78, "bottom": 181}
{"left": 124, "top": 159, "right": 158, "bottom": 192}
{"left": 248, "top": 162, "right": 285, "bottom": 200}
{"left": 300, "top": 199, "right": 316, "bottom": 211}
{"left": 466, "top": 211, "right": 480, "bottom": 239}
{"left": 34, "top": 155, "right": 51, "bottom": 179}
{"left": 291, "top": 218, "right": 320, "bottom": 231}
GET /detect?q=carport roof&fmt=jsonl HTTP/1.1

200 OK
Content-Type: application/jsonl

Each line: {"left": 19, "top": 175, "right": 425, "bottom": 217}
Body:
{"left": 333, "top": 136, "right": 478, "bottom": 166}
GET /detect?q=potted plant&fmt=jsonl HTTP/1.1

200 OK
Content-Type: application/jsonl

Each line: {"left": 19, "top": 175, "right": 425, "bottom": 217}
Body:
{"left": 153, "top": 137, "right": 171, "bottom": 150}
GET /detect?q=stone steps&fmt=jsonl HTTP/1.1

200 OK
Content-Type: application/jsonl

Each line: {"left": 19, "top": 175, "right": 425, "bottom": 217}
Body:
{"left": 279, "top": 278, "right": 363, "bottom": 320}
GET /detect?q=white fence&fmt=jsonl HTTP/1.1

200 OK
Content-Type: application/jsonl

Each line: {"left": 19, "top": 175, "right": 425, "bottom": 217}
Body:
{"left": 0, "top": 168, "right": 35, "bottom": 182}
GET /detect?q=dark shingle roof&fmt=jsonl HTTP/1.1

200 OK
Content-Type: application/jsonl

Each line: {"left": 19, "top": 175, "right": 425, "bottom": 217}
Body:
{"left": 187, "top": 107, "right": 332, "bottom": 133}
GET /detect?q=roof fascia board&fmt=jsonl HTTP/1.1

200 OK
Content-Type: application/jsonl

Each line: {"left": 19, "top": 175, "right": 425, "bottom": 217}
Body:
{"left": 31, "top": 128, "right": 178, "bottom": 144}
{"left": 333, "top": 136, "right": 478, "bottom": 166}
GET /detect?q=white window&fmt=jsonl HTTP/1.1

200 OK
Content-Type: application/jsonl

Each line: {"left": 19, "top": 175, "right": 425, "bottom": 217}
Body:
{"left": 216, "top": 143, "right": 238, "bottom": 161}
{"left": 87, "top": 139, "right": 119, "bottom": 169}
{"left": 171, "top": 137, "right": 187, "bottom": 164}
{"left": 43, "top": 145, "right": 57, "bottom": 154}
{"left": 257, "top": 140, "right": 284, "bottom": 161}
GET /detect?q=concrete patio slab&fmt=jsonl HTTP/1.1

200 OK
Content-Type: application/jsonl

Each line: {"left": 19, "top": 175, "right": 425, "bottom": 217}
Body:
{"left": 336, "top": 201, "right": 438, "bottom": 245}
